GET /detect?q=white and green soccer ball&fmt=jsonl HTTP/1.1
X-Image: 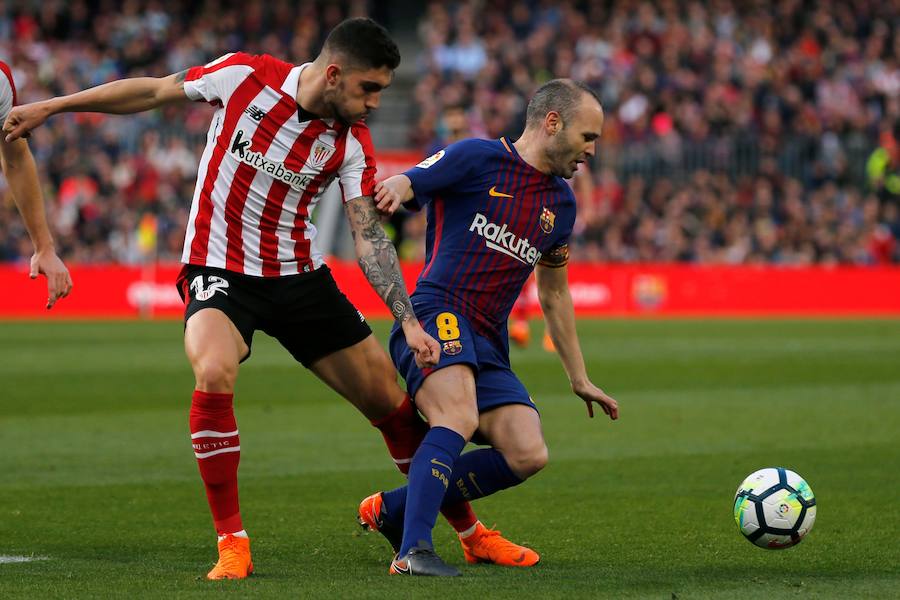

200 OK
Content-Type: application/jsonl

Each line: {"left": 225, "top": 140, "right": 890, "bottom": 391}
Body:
{"left": 733, "top": 467, "right": 816, "bottom": 549}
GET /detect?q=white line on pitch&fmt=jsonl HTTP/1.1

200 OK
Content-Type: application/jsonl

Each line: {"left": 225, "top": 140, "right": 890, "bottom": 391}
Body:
{"left": 0, "top": 555, "right": 48, "bottom": 564}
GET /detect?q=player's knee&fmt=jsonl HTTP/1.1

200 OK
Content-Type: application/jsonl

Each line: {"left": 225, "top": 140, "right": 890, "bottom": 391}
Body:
{"left": 506, "top": 443, "right": 549, "bottom": 480}
{"left": 192, "top": 358, "right": 237, "bottom": 392}
{"left": 457, "top": 412, "right": 480, "bottom": 440}
{"left": 432, "top": 408, "right": 478, "bottom": 440}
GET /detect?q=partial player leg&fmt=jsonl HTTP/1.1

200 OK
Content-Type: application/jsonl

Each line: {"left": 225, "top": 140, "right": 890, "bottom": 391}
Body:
{"left": 310, "top": 335, "right": 478, "bottom": 538}
{"left": 386, "top": 364, "right": 477, "bottom": 575}
{"left": 374, "top": 403, "right": 545, "bottom": 567}
{"left": 457, "top": 403, "right": 545, "bottom": 566}
{"left": 184, "top": 308, "right": 253, "bottom": 580}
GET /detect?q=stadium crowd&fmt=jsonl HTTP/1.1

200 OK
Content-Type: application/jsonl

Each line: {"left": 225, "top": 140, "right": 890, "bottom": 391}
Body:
{"left": 1, "top": 0, "right": 898, "bottom": 265}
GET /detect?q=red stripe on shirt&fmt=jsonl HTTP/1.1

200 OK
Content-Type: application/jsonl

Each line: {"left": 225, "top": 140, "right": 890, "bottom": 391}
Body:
{"left": 290, "top": 131, "right": 348, "bottom": 266}
{"left": 258, "top": 120, "right": 329, "bottom": 276}
{"left": 223, "top": 96, "right": 297, "bottom": 272}
{"left": 188, "top": 75, "right": 265, "bottom": 265}
{"left": 351, "top": 123, "right": 378, "bottom": 197}
{"left": 0, "top": 61, "right": 16, "bottom": 106}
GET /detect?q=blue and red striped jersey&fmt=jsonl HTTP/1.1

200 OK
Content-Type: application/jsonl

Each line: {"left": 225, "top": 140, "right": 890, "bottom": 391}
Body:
{"left": 404, "top": 137, "right": 576, "bottom": 348}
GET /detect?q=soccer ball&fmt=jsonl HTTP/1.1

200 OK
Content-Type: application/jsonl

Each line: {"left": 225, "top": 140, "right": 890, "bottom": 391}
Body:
{"left": 733, "top": 467, "right": 816, "bottom": 549}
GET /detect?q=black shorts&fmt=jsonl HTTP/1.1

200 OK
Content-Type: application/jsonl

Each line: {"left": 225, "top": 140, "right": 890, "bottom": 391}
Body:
{"left": 176, "top": 264, "right": 372, "bottom": 367}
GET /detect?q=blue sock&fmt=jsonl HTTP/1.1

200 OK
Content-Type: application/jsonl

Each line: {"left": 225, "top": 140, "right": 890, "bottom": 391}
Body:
{"left": 442, "top": 448, "right": 522, "bottom": 506}
{"left": 398, "top": 426, "right": 466, "bottom": 556}
{"left": 382, "top": 448, "right": 522, "bottom": 527}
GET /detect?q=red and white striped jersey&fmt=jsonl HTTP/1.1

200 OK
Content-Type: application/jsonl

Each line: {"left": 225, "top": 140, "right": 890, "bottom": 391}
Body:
{"left": 182, "top": 52, "right": 377, "bottom": 276}
{"left": 0, "top": 61, "right": 18, "bottom": 125}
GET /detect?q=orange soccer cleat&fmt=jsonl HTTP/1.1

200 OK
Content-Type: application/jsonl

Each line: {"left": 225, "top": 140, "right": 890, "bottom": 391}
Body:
{"left": 509, "top": 320, "right": 531, "bottom": 348}
{"left": 358, "top": 492, "right": 403, "bottom": 554}
{"left": 206, "top": 534, "right": 254, "bottom": 580}
{"left": 459, "top": 523, "right": 540, "bottom": 567}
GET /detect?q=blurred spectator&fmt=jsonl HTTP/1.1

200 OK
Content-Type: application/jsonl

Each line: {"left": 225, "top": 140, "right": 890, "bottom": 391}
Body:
{"left": 0, "top": 0, "right": 897, "bottom": 266}
{"left": 0, "top": 0, "right": 362, "bottom": 264}
{"left": 409, "top": 0, "right": 900, "bottom": 265}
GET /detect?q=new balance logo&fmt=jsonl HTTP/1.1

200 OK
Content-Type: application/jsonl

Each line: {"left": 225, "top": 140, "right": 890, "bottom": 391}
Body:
{"left": 244, "top": 105, "right": 266, "bottom": 122}
{"left": 230, "top": 129, "right": 312, "bottom": 191}
{"left": 469, "top": 213, "right": 542, "bottom": 266}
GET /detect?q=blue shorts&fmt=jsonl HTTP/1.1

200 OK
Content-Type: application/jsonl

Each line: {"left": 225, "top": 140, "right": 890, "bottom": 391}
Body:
{"left": 389, "top": 303, "right": 536, "bottom": 414}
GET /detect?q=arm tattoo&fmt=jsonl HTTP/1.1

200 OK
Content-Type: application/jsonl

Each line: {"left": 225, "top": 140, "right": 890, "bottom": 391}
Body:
{"left": 173, "top": 69, "right": 188, "bottom": 86}
{"left": 347, "top": 197, "right": 416, "bottom": 323}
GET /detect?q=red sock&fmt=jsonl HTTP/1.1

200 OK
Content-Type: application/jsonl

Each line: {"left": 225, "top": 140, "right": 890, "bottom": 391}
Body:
{"left": 371, "top": 394, "right": 426, "bottom": 475}
{"left": 371, "top": 394, "right": 478, "bottom": 532}
{"left": 190, "top": 390, "right": 243, "bottom": 535}
{"left": 441, "top": 501, "right": 478, "bottom": 533}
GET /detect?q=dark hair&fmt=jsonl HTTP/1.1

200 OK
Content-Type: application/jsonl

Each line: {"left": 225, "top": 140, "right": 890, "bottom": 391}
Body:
{"left": 525, "top": 79, "right": 601, "bottom": 128}
{"left": 322, "top": 18, "right": 400, "bottom": 71}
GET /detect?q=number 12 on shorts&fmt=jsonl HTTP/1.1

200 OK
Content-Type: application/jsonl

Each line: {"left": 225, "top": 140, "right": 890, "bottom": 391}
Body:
{"left": 436, "top": 312, "right": 460, "bottom": 341}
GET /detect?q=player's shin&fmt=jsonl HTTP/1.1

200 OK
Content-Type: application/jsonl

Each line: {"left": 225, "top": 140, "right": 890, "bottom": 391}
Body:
{"left": 399, "top": 426, "right": 466, "bottom": 555}
{"left": 370, "top": 394, "right": 424, "bottom": 476}
{"left": 190, "top": 390, "right": 244, "bottom": 536}
{"left": 371, "top": 394, "right": 479, "bottom": 532}
{"left": 382, "top": 448, "right": 522, "bottom": 522}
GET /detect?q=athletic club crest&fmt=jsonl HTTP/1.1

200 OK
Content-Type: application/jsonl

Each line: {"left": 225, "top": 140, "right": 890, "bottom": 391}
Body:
{"left": 540, "top": 207, "right": 556, "bottom": 234}
{"left": 310, "top": 140, "right": 335, "bottom": 167}
{"left": 442, "top": 340, "right": 463, "bottom": 356}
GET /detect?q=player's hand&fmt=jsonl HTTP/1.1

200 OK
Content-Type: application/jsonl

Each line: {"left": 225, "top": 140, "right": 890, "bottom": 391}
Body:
{"left": 30, "top": 248, "right": 73, "bottom": 309}
{"left": 374, "top": 175, "right": 412, "bottom": 216}
{"left": 3, "top": 101, "right": 52, "bottom": 142}
{"left": 401, "top": 319, "right": 441, "bottom": 369}
{"left": 573, "top": 380, "right": 618, "bottom": 420}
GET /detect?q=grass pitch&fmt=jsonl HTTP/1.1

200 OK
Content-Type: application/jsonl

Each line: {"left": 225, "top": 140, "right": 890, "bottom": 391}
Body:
{"left": 0, "top": 319, "right": 898, "bottom": 599}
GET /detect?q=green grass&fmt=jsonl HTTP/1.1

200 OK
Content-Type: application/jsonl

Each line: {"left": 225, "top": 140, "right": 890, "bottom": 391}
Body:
{"left": 1, "top": 319, "right": 898, "bottom": 599}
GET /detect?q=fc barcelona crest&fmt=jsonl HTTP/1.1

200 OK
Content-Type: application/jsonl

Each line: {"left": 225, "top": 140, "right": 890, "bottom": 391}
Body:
{"left": 442, "top": 340, "right": 463, "bottom": 356}
{"left": 540, "top": 207, "right": 556, "bottom": 234}
{"left": 310, "top": 140, "right": 335, "bottom": 167}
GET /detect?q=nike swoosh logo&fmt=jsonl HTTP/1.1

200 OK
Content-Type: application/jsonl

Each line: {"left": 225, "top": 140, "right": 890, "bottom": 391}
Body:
{"left": 431, "top": 458, "right": 451, "bottom": 470}
{"left": 488, "top": 186, "right": 514, "bottom": 198}
{"left": 513, "top": 552, "right": 526, "bottom": 564}
{"left": 391, "top": 559, "right": 410, "bottom": 574}
{"left": 468, "top": 472, "right": 485, "bottom": 496}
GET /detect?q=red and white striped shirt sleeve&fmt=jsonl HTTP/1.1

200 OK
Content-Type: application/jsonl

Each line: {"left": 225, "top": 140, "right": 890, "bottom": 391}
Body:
{"left": 183, "top": 52, "right": 257, "bottom": 106}
{"left": 339, "top": 123, "right": 378, "bottom": 202}
{"left": 0, "top": 61, "right": 17, "bottom": 125}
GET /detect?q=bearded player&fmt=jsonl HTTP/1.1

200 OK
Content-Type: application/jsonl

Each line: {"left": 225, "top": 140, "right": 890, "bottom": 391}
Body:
{"left": 359, "top": 79, "right": 619, "bottom": 576}
{"left": 3, "top": 18, "right": 514, "bottom": 580}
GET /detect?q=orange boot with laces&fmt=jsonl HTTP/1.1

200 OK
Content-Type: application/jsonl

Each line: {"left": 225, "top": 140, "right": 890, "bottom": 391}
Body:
{"left": 207, "top": 533, "right": 253, "bottom": 580}
{"left": 459, "top": 522, "right": 540, "bottom": 567}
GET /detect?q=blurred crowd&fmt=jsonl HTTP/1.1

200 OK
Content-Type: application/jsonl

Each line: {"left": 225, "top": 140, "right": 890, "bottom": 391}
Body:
{"left": 410, "top": 0, "right": 900, "bottom": 264}
{"left": 0, "top": 0, "right": 368, "bottom": 263}
{"left": 0, "top": 0, "right": 898, "bottom": 266}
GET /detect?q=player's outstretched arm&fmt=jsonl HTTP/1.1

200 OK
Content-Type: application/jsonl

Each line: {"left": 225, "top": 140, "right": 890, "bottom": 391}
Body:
{"left": 345, "top": 195, "right": 440, "bottom": 368}
{"left": 3, "top": 70, "right": 191, "bottom": 142}
{"left": 373, "top": 174, "right": 415, "bottom": 215}
{"left": 535, "top": 261, "right": 619, "bottom": 420}
{"left": 0, "top": 136, "right": 72, "bottom": 308}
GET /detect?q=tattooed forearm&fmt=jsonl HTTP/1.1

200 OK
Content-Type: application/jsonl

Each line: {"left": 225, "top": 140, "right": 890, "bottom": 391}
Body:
{"left": 346, "top": 197, "right": 416, "bottom": 323}
{"left": 174, "top": 69, "right": 188, "bottom": 84}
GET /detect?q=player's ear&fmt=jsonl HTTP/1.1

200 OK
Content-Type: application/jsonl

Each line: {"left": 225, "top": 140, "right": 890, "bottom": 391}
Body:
{"left": 325, "top": 63, "right": 342, "bottom": 86}
{"left": 545, "top": 111, "right": 563, "bottom": 135}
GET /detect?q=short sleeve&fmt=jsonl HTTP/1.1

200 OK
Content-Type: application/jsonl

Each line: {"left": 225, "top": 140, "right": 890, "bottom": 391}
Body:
{"left": 338, "top": 124, "right": 377, "bottom": 202}
{"left": 0, "top": 63, "right": 16, "bottom": 124}
{"left": 403, "top": 139, "right": 478, "bottom": 201}
{"left": 183, "top": 52, "right": 257, "bottom": 105}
